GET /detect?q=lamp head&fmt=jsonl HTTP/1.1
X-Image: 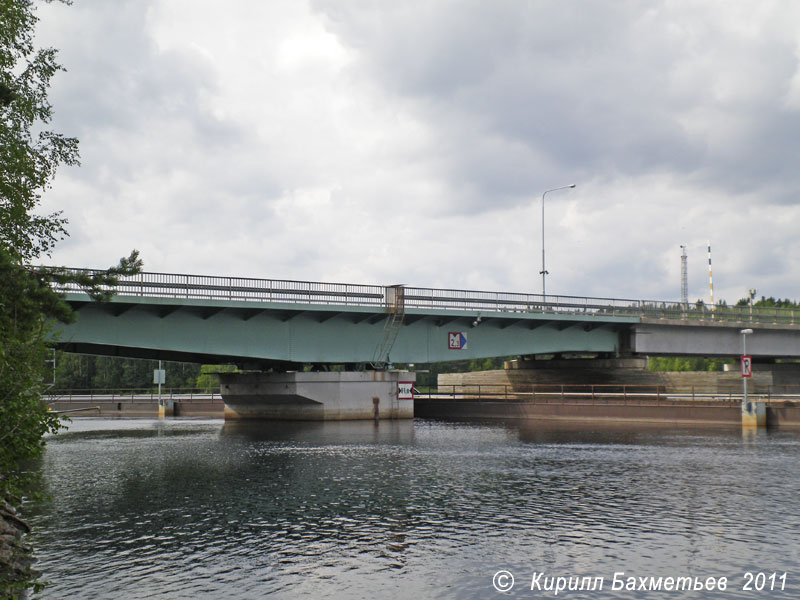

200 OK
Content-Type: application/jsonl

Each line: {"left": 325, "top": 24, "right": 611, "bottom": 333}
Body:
{"left": 741, "top": 328, "right": 754, "bottom": 335}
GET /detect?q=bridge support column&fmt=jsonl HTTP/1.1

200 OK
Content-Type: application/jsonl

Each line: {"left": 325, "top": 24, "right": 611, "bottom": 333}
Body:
{"left": 219, "top": 371, "right": 415, "bottom": 421}
{"left": 741, "top": 401, "right": 766, "bottom": 428}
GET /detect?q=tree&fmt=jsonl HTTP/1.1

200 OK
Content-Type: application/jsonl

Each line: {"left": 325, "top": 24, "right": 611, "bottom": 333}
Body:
{"left": 0, "top": 1, "right": 141, "bottom": 595}
{"left": 0, "top": 0, "right": 77, "bottom": 262}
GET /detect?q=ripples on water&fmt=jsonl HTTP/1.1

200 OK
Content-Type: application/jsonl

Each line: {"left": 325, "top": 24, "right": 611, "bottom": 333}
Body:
{"left": 27, "top": 418, "right": 800, "bottom": 599}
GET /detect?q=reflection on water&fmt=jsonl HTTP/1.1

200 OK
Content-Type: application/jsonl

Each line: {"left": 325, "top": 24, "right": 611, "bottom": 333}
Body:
{"left": 28, "top": 418, "right": 800, "bottom": 599}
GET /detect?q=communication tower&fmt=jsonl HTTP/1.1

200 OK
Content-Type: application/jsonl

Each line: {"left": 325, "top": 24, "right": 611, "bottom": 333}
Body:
{"left": 680, "top": 245, "right": 688, "bottom": 308}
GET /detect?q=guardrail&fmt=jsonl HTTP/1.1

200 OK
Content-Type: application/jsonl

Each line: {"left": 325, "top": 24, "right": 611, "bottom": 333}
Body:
{"left": 45, "top": 388, "right": 223, "bottom": 404}
{"left": 51, "top": 268, "right": 800, "bottom": 326}
{"left": 52, "top": 269, "right": 386, "bottom": 307}
{"left": 418, "top": 384, "right": 800, "bottom": 405}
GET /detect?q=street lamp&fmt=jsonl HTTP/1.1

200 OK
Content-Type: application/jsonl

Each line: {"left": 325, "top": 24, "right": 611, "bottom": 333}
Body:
{"left": 540, "top": 184, "right": 576, "bottom": 298}
{"left": 741, "top": 328, "right": 753, "bottom": 405}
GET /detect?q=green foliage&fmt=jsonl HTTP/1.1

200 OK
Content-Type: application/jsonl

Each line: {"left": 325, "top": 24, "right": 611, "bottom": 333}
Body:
{"left": 0, "top": 250, "right": 64, "bottom": 501}
{"left": 735, "top": 296, "right": 800, "bottom": 309}
{"left": 0, "top": 0, "right": 79, "bottom": 263}
{"left": 48, "top": 353, "right": 205, "bottom": 391}
{"left": 0, "top": 1, "right": 141, "bottom": 594}
{"left": 648, "top": 356, "right": 730, "bottom": 372}
{"left": 0, "top": 251, "right": 143, "bottom": 481}
{"left": 196, "top": 364, "right": 239, "bottom": 392}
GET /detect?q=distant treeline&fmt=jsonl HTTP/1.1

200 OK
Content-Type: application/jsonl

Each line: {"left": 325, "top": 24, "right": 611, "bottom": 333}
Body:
{"left": 47, "top": 353, "right": 237, "bottom": 392}
{"left": 735, "top": 296, "right": 800, "bottom": 308}
{"left": 46, "top": 353, "right": 511, "bottom": 392}
{"left": 647, "top": 357, "right": 731, "bottom": 372}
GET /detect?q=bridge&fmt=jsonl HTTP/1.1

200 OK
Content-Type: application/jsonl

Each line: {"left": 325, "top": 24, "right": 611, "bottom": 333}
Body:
{"left": 51, "top": 268, "right": 800, "bottom": 369}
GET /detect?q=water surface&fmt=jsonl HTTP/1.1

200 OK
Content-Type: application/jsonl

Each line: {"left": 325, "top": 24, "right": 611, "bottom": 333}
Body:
{"left": 28, "top": 418, "right": 800, "bottom": 598}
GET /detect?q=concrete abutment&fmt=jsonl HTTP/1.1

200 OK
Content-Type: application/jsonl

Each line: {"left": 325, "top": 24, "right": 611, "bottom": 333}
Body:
{"left": 437, "top": 357, "right": 800, "bottom": 393}
{"left": 427, "top": 358, "right": 800, "bottom": 428}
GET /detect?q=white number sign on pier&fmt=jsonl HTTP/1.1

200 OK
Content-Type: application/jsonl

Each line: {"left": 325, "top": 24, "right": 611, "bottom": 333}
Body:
{"left": 448, "top": 332, "right": 468, "bottom": 350}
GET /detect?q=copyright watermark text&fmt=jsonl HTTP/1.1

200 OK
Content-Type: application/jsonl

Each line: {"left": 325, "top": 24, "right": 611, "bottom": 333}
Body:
{"left": 491, "top": 570, "right": 788, "bottom": 595}
{"left": 493, "top": 570, "right": 515, "bottom": 593}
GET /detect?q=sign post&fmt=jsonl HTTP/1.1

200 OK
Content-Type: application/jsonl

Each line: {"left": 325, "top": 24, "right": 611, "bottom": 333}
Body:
{"left": 154, "top": 361, "right": 169, "bottom": 417}
{"left": 741, "top": 353, "right": 752, "bottom": 417}
{"left": 739, "top": 328, "right": 764, "bottom": 427}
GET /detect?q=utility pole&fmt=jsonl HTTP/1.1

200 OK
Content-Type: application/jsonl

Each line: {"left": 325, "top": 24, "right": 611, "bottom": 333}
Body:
{"left": 680, "top": 245, "right": 688, "bottom": 309}
{"left": 707, "top": 241, "right": 715, "bottom": 317}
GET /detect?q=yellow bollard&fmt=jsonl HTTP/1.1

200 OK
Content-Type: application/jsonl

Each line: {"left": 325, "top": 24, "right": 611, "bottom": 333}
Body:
{"left": 158, "top": 399, "right": 175, "bottom": 419}
{"left": 741, "top": 401, "right": 766, "bottom": 429}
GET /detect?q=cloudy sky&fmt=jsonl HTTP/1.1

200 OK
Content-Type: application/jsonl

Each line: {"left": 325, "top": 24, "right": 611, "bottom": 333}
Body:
{"left": 34, "top": 0, "right": 800, "bottom": 304}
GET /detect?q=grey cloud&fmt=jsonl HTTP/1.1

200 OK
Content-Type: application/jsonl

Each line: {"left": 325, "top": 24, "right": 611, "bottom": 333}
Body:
{"left": 33, "top": 1, "right": 800, "bottom": 302}
{"left": 46, "top": 1, "right": 258, "bottom": 186}
{"left": 314, "top": 0, "right": 800, "bottom": 210}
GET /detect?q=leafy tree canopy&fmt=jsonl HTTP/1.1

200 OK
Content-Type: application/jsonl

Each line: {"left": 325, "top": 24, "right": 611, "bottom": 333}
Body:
{"left": 0, "top": 1, "right": 140, "bottom": 594}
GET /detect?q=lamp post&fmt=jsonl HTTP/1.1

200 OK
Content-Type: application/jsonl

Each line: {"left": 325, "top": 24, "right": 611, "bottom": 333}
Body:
{"left": 741, "top": 328, "right": 753, "bottom": 405}
{"left": 540, "top": 184, "right": 576, "bottom": 298}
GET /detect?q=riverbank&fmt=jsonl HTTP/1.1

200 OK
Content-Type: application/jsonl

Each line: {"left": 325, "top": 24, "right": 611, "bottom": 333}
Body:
{"left": 414, "top": 396, "right": 800, "bottom": 427}
{"left": 1, "top": 497, "right": 35, "bottom": 597}
{"left": 45, "top": 391, "right": 800, "bottom": 427}
{"left": 45, "top": 394, "right": 223, "bottom": 418}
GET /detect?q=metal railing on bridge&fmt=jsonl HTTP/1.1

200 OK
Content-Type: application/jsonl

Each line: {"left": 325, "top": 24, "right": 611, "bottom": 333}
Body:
{"left": 53, "top": 268, "right": 800, "bottom": 326}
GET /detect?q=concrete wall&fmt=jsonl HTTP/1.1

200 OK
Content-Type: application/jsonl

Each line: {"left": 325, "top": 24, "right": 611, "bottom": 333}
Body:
{"left": 220, "top": 371, "right": 416, "bottom": 421}
{"left": 46, "top": 399, "right": 224, "bottom": 417}
{"left": 415, "top": 398, "right": 800, "bottom": 428}
{"left": 437, "top": 358, "right": 783, "bottom": 394}
{"left": 416, "top": 399, "right": 744, "bottom": 426}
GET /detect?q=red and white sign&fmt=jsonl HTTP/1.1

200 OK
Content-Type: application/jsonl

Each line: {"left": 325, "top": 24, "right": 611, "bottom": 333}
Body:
{"left": 741, "top": 355, "right": 753, "bottom": 378}
{"left": 398, "top": 381, "right": 414, "bottom": 400}
{"left": 448, "top": 331, "right": 468, "bottom": 350}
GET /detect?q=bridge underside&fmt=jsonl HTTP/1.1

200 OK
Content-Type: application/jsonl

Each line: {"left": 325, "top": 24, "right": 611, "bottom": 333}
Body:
{"left": 55, "top": 340, "right": 296, "bottom": 371}
{"left": 631, "top": 320, "right": 800, "bottom": 359}
{"left": 52, "top": 294, "right": 634, "bottom": 367}
{"left": 52, "top": 291, "right": 800, "bottom": 369}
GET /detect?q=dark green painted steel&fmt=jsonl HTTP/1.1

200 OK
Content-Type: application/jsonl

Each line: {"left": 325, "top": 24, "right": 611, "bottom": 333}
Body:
{"left": 54, "top": 293, "right": 637, "bottom": 366}
{"left": 50, "top": 269, "right": 800, "bottom": 366}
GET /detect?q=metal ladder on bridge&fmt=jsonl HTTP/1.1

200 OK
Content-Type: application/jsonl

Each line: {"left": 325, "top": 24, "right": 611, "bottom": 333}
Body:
{"left": 370, "top": 285, "right": 405, "bottom": 370}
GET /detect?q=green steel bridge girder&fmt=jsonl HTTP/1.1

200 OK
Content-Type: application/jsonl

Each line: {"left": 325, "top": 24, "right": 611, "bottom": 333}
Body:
{"left": 51, "top": 293, "right": 638, "bottom": 366}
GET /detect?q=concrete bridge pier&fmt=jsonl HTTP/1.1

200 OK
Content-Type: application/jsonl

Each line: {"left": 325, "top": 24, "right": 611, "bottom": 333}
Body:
{"left": 219, "top": 371, "right": 416, "bottom": 421}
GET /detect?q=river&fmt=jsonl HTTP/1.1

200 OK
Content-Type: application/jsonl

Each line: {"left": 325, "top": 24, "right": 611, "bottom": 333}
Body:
{"left": 27, "top": 418, "right": 800, "bottom": 599}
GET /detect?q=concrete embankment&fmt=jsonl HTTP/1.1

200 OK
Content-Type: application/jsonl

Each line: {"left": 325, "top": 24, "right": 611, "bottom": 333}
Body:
{"left": 437, "top": 358, "right": 792, "bottom": 394}
{"left": 415, "top": 396, "right": 800, "bottom": 428}
{"left": 424, "top": 359, "right": 800, "bottom": 427}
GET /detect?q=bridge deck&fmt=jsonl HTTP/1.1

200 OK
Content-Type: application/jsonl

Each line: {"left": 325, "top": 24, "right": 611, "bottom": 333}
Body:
{"left": 48, "top": 268, "right": 800, "bottom": 365}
